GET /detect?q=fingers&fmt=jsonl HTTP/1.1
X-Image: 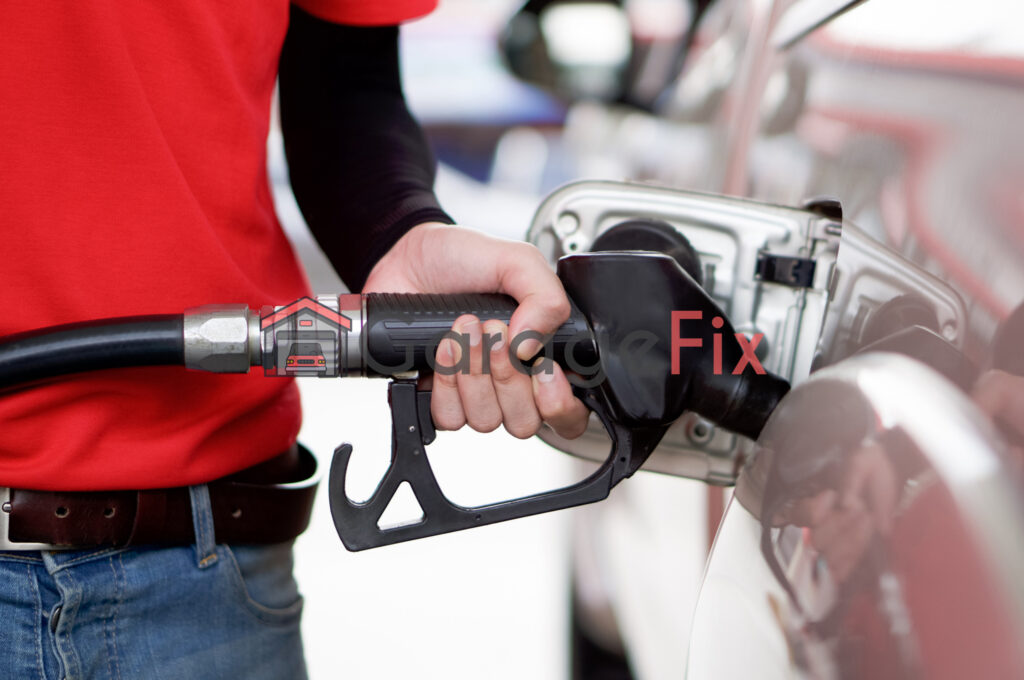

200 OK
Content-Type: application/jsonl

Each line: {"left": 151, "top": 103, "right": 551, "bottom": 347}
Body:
{"left": 451, "top": 315, "right": 503, "bottom": 433}
{"left": 430, "top": 328, "right": 466, "bottom": 431}
{"left": 532, "top": 360, "right": 590, "bottom": 440}
{"left": 499, "top": 244, "right": 572, "bottom": 361}
{"left": 483, "top": 320, "right": 542, "bottom": 439}
{"left": 432, "top": 318, "right": 590, "bottom": 439}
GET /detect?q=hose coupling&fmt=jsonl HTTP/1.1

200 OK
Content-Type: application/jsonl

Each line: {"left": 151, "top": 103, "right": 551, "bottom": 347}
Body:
{"left": 183, "top": 305, "right": 259, "bottom": 373}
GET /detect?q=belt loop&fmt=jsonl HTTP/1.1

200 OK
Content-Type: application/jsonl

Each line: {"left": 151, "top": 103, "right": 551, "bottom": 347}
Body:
{"left": 188, "top": 484, "right": 218, "bottom": 568}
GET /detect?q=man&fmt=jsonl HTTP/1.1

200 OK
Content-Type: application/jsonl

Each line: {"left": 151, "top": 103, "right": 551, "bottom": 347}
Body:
{"left": 0, "top": 1, "right": 588, "bottom": 677}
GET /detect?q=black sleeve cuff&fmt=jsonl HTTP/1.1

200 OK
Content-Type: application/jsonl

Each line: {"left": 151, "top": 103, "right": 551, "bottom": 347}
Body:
{"left": 329, "top": 204, "right": 454, "bottom": 293}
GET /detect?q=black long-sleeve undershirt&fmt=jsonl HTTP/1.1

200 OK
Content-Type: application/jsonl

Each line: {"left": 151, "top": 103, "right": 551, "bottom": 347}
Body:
{"left": 279, "top": 6, "right": 453, "bottom": 293}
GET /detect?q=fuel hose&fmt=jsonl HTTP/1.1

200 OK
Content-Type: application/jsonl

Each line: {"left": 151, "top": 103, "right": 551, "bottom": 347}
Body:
{"left": 0, "top": 253, "right": 790, "bottom": 443}
{"left": 0, "top": 316, "right": 184, "bottom": 390}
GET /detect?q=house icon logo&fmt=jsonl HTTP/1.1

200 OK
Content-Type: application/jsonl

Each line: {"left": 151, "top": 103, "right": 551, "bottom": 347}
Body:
{"left": 261, "top": 296, "right": 352, "bottom": 377}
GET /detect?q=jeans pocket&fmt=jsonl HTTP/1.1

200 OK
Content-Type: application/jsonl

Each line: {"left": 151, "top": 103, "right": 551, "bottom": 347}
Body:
{"left": 221, "top": 541, "right": 304, "bottom": 627}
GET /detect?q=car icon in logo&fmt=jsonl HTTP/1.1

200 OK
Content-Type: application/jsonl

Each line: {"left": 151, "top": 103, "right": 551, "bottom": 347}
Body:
{"left": 285, "top": 342, "right": 327, "bottom": 375}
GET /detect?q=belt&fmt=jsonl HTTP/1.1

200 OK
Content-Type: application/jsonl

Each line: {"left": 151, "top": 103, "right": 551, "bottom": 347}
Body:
{"left": 0, "top": 445, "right": 319, "bottom": 550}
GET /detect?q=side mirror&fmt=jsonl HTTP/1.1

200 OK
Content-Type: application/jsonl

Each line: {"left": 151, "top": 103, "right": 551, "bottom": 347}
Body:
{"left": 500, "top": 1, "right": 632, "bottom": 102}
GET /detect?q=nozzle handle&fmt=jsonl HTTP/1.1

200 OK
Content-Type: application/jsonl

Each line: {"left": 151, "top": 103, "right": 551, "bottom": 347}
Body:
{"left": 362, "top": 292, "right": 596, "bottom": 376}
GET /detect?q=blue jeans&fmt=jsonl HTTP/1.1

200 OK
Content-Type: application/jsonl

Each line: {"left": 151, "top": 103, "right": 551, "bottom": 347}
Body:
{"left": 0, "top": 486, "right": 307, "bottom": 680}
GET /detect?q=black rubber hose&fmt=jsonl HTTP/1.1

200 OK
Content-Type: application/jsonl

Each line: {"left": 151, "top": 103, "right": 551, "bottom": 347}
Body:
{"left": 0, "top": 316, "right": 184, "bottom": 390}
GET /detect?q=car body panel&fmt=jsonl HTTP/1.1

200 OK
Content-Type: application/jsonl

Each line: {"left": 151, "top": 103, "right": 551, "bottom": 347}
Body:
{"left": 689, "top": 353, "right": 1024, "bottom": 678}
{"left": 686, "top": 1, "right": 1024, "bottom": 676}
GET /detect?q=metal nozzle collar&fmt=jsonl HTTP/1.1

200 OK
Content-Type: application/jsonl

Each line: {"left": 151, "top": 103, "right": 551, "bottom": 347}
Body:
{"left": 183, "top": 305, "right": 257, "bottom": 373}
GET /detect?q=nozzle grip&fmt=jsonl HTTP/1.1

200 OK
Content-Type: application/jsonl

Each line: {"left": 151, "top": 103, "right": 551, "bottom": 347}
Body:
{"left": 362, "top": 293, "right": 596, "bottom": 376}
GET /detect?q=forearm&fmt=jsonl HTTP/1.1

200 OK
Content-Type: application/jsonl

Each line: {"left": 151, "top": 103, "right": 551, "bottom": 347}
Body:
{"left": 279, "top": 5, "right": 452, "bottom": 292}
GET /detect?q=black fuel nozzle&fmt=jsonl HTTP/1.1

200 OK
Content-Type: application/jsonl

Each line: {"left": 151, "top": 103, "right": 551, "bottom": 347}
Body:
{"left": 328, "top": 250, "right": 791, "bottom": 550}
{"left": 557, "top": 251, "right": 790, "bottom": 440}
{"left": 355, "top": 250, "right": 787, "bottom": 439}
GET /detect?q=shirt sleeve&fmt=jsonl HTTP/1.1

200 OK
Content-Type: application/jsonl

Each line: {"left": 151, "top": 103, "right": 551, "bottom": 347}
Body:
{"left": 279, "top": 6, "right": 453, "bottom": 293}
{"left": 291, "top": 0, "right": 438, "bottom": 26}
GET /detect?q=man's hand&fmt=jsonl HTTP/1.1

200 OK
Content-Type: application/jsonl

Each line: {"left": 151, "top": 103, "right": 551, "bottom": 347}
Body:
{"left": 363, "top": 222, "right": 590, "bottom": 440}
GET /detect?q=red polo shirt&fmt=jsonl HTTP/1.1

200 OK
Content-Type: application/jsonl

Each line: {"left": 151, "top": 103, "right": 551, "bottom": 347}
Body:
{"left": 0, "top": 0, "right": 436, "bottom": 490}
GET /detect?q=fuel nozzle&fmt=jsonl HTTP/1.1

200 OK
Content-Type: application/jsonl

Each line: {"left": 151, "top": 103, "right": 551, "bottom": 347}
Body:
{"left": 179, "top": 244, "right": 788, "bottom": 442}
{"left": 328, "top": 250, "right": 793, "bottom": 550}
{"left": 558, "top": 251, "right": 790, "bottom": 441}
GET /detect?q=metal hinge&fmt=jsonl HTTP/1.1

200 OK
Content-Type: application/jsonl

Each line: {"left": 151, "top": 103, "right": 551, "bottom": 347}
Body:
{"left": 755, "top": 253, "right": 817, "bottom": 288}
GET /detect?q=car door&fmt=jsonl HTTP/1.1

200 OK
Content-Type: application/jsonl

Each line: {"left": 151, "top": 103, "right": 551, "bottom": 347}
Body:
{"left": 686, "top": 0, "right": 1024, "bottom": 676}
{"left": 688, "top": 352, "right": 1024, "bottom": 679}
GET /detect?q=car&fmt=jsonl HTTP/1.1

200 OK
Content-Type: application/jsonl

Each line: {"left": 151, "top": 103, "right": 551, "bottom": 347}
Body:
{"left": 500, "top": 0, "right": 1024, "bottom": 677}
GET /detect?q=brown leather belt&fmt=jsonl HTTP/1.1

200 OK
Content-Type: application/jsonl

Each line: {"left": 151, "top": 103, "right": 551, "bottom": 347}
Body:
{"left": 1, "top": 445, "right": 319, "bottom": 549}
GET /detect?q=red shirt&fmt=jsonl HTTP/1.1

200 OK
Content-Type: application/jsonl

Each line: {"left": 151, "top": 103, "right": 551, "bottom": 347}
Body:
{"left": 0, "top": 0, "right": 436, "bottom": 490}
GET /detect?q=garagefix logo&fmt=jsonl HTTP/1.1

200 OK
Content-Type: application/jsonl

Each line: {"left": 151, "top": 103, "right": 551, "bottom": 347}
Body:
{"left": 261, "top": 297, "right": 350, "bottom": 377}
{"left": 259, "top": 297, "right": 766, "bottom": 382}
{"left": 671, "top": 311, "right": 766, "bottom": 375}
{"left": 372, "top": 308, "right": 768, "bottom": 385}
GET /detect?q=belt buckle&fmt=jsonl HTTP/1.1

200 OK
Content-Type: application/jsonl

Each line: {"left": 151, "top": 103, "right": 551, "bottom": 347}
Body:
{"left": 0, "top": 488, "right": 70, "bottom": 552}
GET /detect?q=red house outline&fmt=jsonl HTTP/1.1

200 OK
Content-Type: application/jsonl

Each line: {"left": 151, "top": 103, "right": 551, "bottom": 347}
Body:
{"left": 260, "top": 297, "right": 352, "bottom": 331}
